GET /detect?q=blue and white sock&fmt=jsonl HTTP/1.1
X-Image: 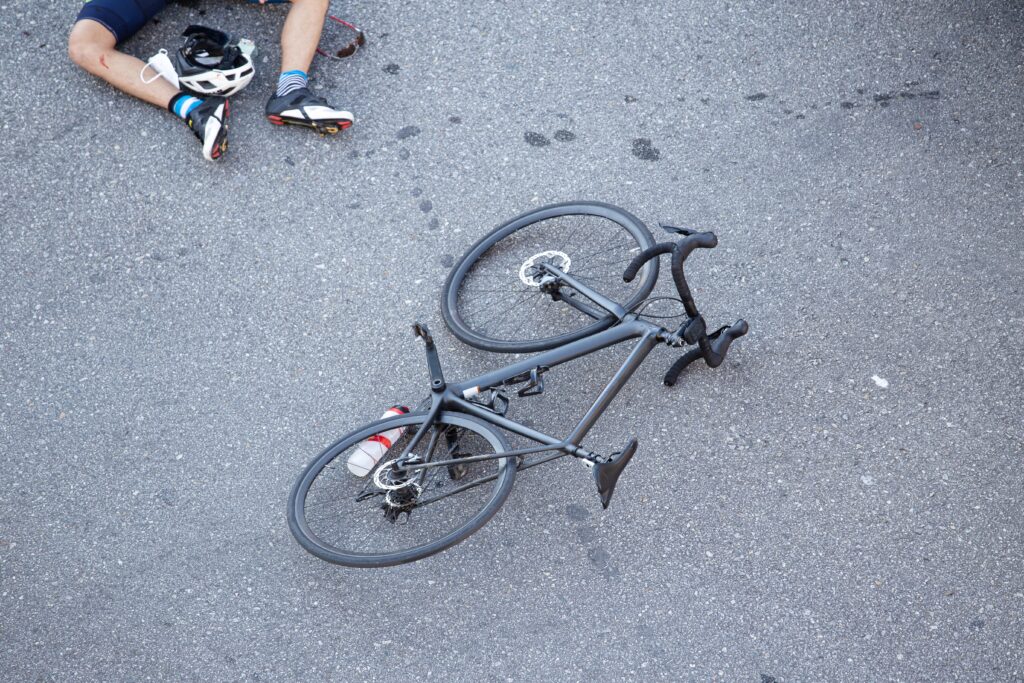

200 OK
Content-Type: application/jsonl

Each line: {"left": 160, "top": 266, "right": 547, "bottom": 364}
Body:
{"left": 276, "top": 70, "right": 308, "bottom": 97}
{"left": 169, "top": 92, "right": 204, "bottom": 120}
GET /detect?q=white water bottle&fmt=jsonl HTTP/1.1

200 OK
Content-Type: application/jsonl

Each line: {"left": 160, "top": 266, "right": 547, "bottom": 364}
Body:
{"left": 140, "top": 49, "right": 180, "bottom": 88}
{"left": 347, "top": 406, "right": 410, "bottom": 477}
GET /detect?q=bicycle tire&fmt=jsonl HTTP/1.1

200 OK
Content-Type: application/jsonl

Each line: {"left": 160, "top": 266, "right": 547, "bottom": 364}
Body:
{"left": 441, "top": 201, "right": 659, "bottom": 353}
{"left": 288, "top": 411, "right": 515, "bottom": 568}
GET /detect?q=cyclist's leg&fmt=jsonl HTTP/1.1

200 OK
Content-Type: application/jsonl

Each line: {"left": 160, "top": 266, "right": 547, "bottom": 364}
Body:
{"left": 68, "top": 0, "right": 176, "bottom": 107}
{"left": 264, "top": 0, "right": 353, "bottom": 131}
{"left": 280, "top": 0, "right": 329, "bottom": 74}
{"left": 69, "top": 1, "right": 229, "bottom": 160}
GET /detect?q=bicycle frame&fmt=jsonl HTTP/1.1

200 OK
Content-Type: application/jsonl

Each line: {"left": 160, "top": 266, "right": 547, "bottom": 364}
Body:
{"left": 450, "top": 319, "right": 661, "bottom": 456}
{"left": 391, "top": 224, "right": 749, "bottom": 506}
{"left": 397, "top": 272, "right": 672, "bottom": 485}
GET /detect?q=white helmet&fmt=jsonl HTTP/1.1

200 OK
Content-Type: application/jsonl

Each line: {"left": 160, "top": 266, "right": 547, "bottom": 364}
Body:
{"left": 174, "top": 25, "right": 255, "bottom": 97}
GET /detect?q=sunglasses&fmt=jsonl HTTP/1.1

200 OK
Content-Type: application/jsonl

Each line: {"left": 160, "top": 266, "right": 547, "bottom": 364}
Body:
{"left": 317, "top": 16, "right": 366, "bottom": 60}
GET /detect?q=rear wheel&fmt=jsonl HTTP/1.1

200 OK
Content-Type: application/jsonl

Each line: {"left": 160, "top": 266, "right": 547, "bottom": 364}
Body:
{"left": 288, "top": 411, "right": 515, "bottom": 568}
{"left": 442, "top": 201, "right": 659, "bottom": 353}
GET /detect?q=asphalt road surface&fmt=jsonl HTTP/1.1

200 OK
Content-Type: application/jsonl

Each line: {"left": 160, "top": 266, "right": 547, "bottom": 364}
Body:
{"left": 2, "top": 1, "right": 1022, "bottom": 681}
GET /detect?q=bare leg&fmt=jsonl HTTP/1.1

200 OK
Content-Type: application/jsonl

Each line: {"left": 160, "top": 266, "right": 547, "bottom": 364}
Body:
{"left": 280, "top": 0, "right": 329, "bottom": 73}
{"left": 263, "top": 0, "right": 352, "bottom": 131}
{"left": 68, "top": 20, "right": 179, "bottom": 108}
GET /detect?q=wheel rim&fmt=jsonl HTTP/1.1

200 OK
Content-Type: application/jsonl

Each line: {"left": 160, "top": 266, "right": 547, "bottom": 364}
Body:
{"left": 290, "top": 413, "right": 513, "bottom": 566}
{"left": 445, "top": 202, "right": 657, "bottom": 352}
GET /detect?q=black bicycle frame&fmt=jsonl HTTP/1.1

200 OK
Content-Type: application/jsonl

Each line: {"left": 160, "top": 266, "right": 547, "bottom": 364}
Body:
{"left": 450, "top": 319, "right": 660, "bottom": 455}
{"left": 397, "top": 272, "right": 672, "bottom": 482}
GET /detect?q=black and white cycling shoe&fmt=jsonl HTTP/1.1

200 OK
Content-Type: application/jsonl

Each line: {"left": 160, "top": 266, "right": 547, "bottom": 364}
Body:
{"left": 186, "top": 96, "right": 229, "bottom": 161}
{"left": 265, "top": 87, "right": 353, "bottom": 135}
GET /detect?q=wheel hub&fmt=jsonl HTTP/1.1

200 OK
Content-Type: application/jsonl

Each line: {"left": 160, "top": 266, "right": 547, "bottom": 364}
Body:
{"left": 519, "top": 250, "right": 571, "bottom": 287}
{"left": 373, "top": 455, "right": 422, "bottom": 492}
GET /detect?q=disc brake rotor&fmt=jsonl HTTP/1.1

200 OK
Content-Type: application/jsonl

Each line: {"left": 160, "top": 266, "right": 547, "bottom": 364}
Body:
{"left": 519, "top": 250, "right": 571, "bottom": 287}
{"left": 372, "top": 458, "right": 421, "bottom": 491}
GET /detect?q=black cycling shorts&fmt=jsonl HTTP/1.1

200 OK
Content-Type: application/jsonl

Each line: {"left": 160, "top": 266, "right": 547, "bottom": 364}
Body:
{"left": 76, "top": 0, "right": 168, "bottom": 44}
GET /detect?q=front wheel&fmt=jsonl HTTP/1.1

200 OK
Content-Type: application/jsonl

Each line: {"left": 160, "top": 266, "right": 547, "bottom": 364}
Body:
{"left": 442, "top": 201, "right": 659, "bottom": 353}
{"left": 288, "top": 411, "right": 515, "bottom": 568}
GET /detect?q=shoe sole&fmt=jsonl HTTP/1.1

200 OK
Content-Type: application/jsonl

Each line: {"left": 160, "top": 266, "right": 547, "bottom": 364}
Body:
{"left": 266, "top": 114, "right": 353, "bottom": 136}
{"left": 205, "top": 101, "right": 230, "bottom": 161}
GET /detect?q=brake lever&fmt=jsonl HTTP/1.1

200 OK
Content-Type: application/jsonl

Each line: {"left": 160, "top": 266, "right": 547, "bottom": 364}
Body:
{"left": 663, "top": 319, "right": 749, "bottom": 386}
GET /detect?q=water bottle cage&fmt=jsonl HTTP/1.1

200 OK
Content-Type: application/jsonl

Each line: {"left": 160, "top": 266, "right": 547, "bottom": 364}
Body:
{"left": 503, "top": 366, "right": 547, "bottom": 397}
{"left": 486, "top": 390, "right": 511, "bottom": 415}
{"left": 466, "top": 388, "right": 510, "bottom": 416}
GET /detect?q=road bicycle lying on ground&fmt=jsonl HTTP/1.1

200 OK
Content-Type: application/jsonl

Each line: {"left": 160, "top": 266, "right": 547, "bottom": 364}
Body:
{"left": 288, "top": 201, "right": 749, "bottom": 567}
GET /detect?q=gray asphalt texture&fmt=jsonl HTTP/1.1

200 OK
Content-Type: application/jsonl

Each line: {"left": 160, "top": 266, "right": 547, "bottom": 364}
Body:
{"left": 2, "top": 0, "right": 1023, "bottom": 681}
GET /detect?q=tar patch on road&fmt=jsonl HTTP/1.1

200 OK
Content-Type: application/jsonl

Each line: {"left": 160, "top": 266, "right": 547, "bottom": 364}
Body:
{"left": 397, "top": 125, "right": 421, "bottom": 140}
{"left": 524, "top": 131, "right": 551, "bottom": 147}
{"left": 744, "top": 80, "right": 941, "bottom": 120}
{"left": 524, "top": 113, "right": 578, "bottom": 148}
{"left": 566, "top": 504, "right": 589, "bottom": 521}
{"left": 632, "top": 138, "right": 660, "bottom": 161}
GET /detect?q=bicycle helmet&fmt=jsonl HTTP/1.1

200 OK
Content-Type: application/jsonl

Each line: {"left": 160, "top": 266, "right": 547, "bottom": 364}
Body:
{"left": 174, "top": 25, "right": 255, "bottom": 97}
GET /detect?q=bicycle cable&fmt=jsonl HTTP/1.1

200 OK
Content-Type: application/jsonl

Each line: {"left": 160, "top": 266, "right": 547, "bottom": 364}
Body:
{"left": 628, "top": 295, "right": 688, "bottom": 319}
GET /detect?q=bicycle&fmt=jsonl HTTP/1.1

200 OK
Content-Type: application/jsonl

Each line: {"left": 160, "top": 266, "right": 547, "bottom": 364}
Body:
{"left": 287, "top": 201, "right": 749, "bottom": 567}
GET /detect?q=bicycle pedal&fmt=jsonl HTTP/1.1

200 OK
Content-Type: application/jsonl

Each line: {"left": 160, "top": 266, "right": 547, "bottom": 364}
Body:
{"left": 412, "top": 322, "right": 433, "bottom": 343}
{"left": 593, "top": 437, "right": 638, "bottom": 509}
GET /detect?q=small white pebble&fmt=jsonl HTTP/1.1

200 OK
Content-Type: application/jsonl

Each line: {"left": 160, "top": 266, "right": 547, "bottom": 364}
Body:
{"left": 871, "top": 375, "right": 889, "bottom": 388}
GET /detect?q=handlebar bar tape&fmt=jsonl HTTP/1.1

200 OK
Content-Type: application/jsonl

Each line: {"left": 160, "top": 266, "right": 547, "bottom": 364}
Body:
{"left": 664, "top": 319, "right": 749, "bottom": 385}
{"left": 623, "top": 232, "right": 718, "bottom": 299}
{"left": 675, "top": 231, "right": 718, "bottom": 260}
{"left": 623, "top": 243, "right": 674, "bottom": 283}
{"left": 663, "top": 347, "right": 704, "bottom": 386}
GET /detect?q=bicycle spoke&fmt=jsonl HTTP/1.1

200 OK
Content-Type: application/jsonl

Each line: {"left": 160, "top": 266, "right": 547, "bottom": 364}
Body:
{"left": 465, "top": 289, "right": 539, "bottom": 330}
{"left": 297, "top": 415, "right": 510, "bottom": 561}
{"left": 447, "top": 209, "right": 654, "bottom": 347}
